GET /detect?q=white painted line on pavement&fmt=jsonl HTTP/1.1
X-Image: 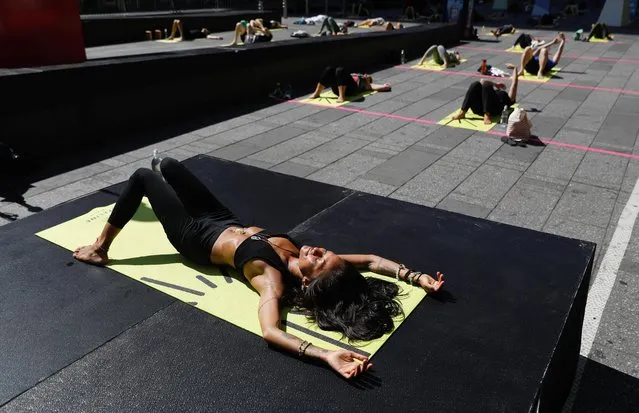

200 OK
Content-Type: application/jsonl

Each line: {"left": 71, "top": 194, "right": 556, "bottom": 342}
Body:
{"left": 562, "top": 174, "right": 639, "bottom": 412}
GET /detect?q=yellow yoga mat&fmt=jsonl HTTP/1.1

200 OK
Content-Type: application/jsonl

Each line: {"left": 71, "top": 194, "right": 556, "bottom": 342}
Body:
{"left": 157, "top": 38, "right": 181, "bottom": 43}
{"left": 438, "top": 110, "right": 500, "bottom": 132}
{"left": 506, "top": 45, "right": 525, "bottom": 53}
{"left": 438, "top": 103, "right": 519, "bottom": 132}
{"left": 36, "top": 199, "right": 426, "bottom": 358}
{"left": 299, "top": 90, "right": 377, "bottom": 107}
{"left": 520, "top": 67, "right": 561, "bottom": 83}
{"left": 412, "top": 58, "right": 468, "bottom": 72}
{"left": 589, "top": 37, "right": 613, "bottom": 43}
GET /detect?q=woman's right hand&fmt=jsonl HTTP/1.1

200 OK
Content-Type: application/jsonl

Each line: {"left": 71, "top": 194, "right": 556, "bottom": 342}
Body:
{"left": 325, "top": 349, "right": 373, "bottom": 379}
{"left": 418, "top": 271, "right": 445, "bottom": 292}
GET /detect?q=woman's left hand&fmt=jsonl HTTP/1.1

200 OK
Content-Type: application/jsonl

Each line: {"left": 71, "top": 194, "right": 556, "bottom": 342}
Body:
{"left": 325, "top": 350, "right": 373, "bottom": 379}
{"left": 418, "top": 271, "right": 445, "bottom": 292}
{"left": 495, "top": 82, "right": 506, "bottom": 89}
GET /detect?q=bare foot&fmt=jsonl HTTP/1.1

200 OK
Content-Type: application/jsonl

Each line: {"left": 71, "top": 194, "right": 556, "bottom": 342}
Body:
{"left": 419, "top": 271, "right": 445, "bottom": 293}
{"left": 537, "top": 72, "right": 545, "bottom": 80}
{"left": 336, "top": 97, "right": 346, "bottom": 103}
{"left": 309, "top": 93, "right": 320, "bottom": 99}
{"left": 451, "top": 111, "right": 466, "bottom": 121}
{"left": 484, "top": 114, "right": 493, "bottom": 125}
{"left": 557, "top": 32, "right": 565, "bottom": 41}
{"left": 73, "top": 244, "right": 109, "bottom": 266}
{"left": 505, "top": 63, "right": 516, "bottom": 70}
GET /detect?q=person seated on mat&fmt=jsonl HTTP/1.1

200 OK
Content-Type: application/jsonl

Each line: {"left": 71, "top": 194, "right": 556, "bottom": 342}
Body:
{"left": 586, "top": 22, "right": 614, "bottom": 41}
{"left": 451, "top": 63, "right": 519, "bottom": 125}
{"left": 516, "top": 32, "right": 565, "bottom": 80}
{"left": 309, "top": 66, "right": 392, "bottom": 103}
{"left": 490, "top": 24, "right": 516, "bottom": 38}
{"left": 227, "top": 19, "right": 273, "bottom": 46}
{"left": 73, "top": 157, "right": 445, "bottom": 380}
{"left": 417, "top": 45, "right": 461, "bottom": 68}
{"left": 167, "top": 19, "right": 211, "bottom": 41}
{"left": 513, "top": 33, "right": 544, "bottom": 49}
{"left": 316, "top": 17, "right": 349, "bottom": 36}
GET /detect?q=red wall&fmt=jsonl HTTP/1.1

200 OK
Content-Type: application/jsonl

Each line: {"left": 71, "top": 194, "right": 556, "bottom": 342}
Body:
{"left": 0, "top": 0, "right": 86, "bottom": 68}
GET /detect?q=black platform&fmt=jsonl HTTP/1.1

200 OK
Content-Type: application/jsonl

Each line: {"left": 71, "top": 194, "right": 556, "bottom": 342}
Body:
{"left": 0, "top": 23, "right": 459, "bottom": 161}
{"left": 0, "top": 155, "right": 594, "bottom": 412}
{"left": 81, "top": 8, "right": 280, "bottom": 47}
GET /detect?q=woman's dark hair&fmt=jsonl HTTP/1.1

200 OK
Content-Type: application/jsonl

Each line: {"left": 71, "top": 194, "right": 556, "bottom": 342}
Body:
{"left": 285, "top": 262, "right": 403, "bottom": 341}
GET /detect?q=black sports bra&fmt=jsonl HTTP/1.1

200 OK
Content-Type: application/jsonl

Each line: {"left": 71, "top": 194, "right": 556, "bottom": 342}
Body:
{"left": 233, "top": 231, "right": 299, "bottom": 276}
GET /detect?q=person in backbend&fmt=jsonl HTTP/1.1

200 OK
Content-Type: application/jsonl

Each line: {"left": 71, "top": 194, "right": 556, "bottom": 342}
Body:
{"left": 227, "top": 18, "right": 273, "bottom": 46}
{"left": 74, "top": 157, "right": 444, "bottom": 380}
{"left": 418, "top": 45, "right": 461, "bottom": 68}
{"left": 490, "top": 24, "right": 516, "bottom": 37}
{"left": 516, "top": 32, "right": 565, "bottom": 79}
{"left": 586, "top": 22, "right": 614, "bottom": 41}
{"left": 451, "top": 63, "right": 519, "bottom": 125}
{"left": 309, "top": 66, "right": 392, "bottom": 103}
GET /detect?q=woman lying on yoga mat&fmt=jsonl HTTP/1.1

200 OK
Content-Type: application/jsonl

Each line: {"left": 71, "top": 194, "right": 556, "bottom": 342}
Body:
{"left": 227, "top": 19, "right": 273, "bottom": 46}
{"left": 490, "top": 24, "right": 515, "bottom": 38}
{"left": 73, "top": 157, "right": 444, "bottom": 379}
{"left": 418, "top": 45, "right": 461, "bottom": 68}
{"left": 585, "top": 22, "right": 614, "bottom": 41}
{"left": 451, "top": 63, "right": 519, "bottom": 125}
{"left": 517, "top": 32, "right": 565, "bottom": 79}
{"left": 166, "top": 19, "right": 213, "bottom": 41}
{"left": 513, "top": 33, "right": 544, "bottom": 49}
{"left": 309, "top": 66, "right": 391, "bottom": 103}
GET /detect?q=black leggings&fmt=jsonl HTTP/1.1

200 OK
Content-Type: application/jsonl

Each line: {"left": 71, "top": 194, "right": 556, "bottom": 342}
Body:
{"left": 514, "top": 33, "right": 532, "bottom": 48}
{"left": 108, "top": 158, "right": 243, "bottom": 266}
{"left": 318, "top": 65, "right": 359, "bottom": 96}
{"left": 496, "top": 24, "right": 515, "bottom": 35}
{"left": 461, "top": 81, "right": 503, "bottom": 117}
{"left": 319, "top": 17, "right": 341, "bottom": 35}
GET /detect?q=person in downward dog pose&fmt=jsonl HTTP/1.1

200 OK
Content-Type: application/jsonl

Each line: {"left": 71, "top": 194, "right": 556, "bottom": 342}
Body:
{"left": 74, "top": 156, "right": 444, "bottom": 379}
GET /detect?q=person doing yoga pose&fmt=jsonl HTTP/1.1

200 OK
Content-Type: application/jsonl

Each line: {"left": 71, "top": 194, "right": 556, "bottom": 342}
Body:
{"left": 227, "top": 19, "right": 273, "bottom": 46}
{"left": 316, "top": 17, "right": 348, "bottom": 36}
{"left": 309, "top": 66, "right": 392, "bottom": 103}
{"left": 490, "top": 24, "right": 515, "bottom": 37}
{"left": 512, "top": 33, "right": 544, "bottom": 49}
{"left": 74, "top": 157, "right": 444, "bottom": 379}
{"left": 586, "top": 22, "right": 613, "bottom": 41}
{"left": 166, "top": 19, "right": 212, "bottom": 41}
{"left": 418, "top": 45, "right": 461, "bottom": 68}
{"left": 517, "top": 32, "right": 565, "bottom": 79}
{"left": 451, "top": 64, "right": 519, "bottom": 125}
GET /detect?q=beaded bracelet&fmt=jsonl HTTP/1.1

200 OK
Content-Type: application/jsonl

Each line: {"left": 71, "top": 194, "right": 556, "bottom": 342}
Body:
{"left": 396, "top": 264, "right": 406, "bottom": 280}
{"left": 298, "top": 340, "right": 308, "bottom": 357}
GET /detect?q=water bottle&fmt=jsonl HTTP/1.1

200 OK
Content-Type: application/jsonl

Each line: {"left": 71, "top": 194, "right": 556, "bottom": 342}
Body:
{"left": 400, "top": 49, "right": 406, "bottom": 64}
{"left": 500, "top": 105, "right": 509, "bottom": 125}
{"left": 164, "top": 28, "right": 168, "bottom": 38}
{"left": 151, "top": 149, "right": 163, "bottom": 174}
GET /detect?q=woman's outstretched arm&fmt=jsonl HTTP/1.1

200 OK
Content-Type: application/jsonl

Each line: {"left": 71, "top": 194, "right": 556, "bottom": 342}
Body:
{"left": 340, "top": 254, "right": 445, "bottom": 292}
{"left": 253, "top": 267, "right": 372, "bottom": 379}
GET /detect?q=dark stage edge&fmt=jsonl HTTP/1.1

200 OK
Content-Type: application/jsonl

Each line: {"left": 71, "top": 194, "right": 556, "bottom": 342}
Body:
{"left": 0, "top": 155, "right": 593, "bottom": 412}
{"left": 0, "top": 23, "right": 459, "bottom": 160}
{"left": 81, "top": 9, "right": 280, "bottom": 47}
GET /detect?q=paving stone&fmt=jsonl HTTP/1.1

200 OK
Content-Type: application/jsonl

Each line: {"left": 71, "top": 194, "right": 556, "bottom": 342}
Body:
{"left": 391, "top": 158, "right": 476, "bottom": 207}
{"left": 363, "top": 148, "right": 442, "bottom": 186}
{"left": 526, "top": 147, "right": 585, "bottom": 184}
{"left": 486, "top": 142, "right": 545, "bottom": 172}
{"left": 437, "top": 195, "right": 493, "bottom": 219}
{"left": 353, "top": 117, "right": 409, "bottom": 140}
{"left": 345, "top": 178, "right": 397, "bottom": 197}
{"left": 247, "top": 132, "right": 331, "bottom": 165}
{"left": 294, "top": 135, "right": 370, "bottom": 166}
{"left": 413, "top": 126, "right": 472, "bottom": 153}
{"left": 237, "top": 158, "right": 274, "bottom": 170}
{"left": 449, "top": 164, "right": 522, "bottom": 209}
{"left": 269, "top": 160, "right": 319, "bottom": 178}
{"left": 441, "top": 133, "right": 503, "bottom": 168}
{"left": 190, "top": 115, "right": 261, "bottom": 137}
{"left": 572, "top": 152, "right": 628, "bottom": 190}
{"left": 547, "top": 182, "right": 618, "bottom": 229}
{"left": 306, "top": 152, "right": 386, "bottom": 186}
{"left": 202, "top": 122, "right": 278, "bottom": 147}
